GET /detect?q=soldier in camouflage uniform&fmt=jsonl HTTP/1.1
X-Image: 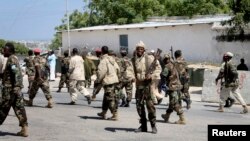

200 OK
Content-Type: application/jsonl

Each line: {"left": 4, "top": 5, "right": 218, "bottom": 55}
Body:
{"left": 25, "top": 48, "right": 53, "bottom": 108}
{"left": 215, "top": 52, "right": 248, "bottom": 114}
{"left": 97, "top": 46, "right": 120, "bottom": 121}
{"left": 133, "top": 41, "right": 160, "bottom": 134}
{"left": 174, "top": 50, "right": 191, "bottom": 109}
{"left": 24, "top": 50, "right": 35, "bottom": 94}
{"left": 161, "top": 54, "right": 186, "bottom": 124}
{"left": 118, "top": 49, "right": 135, "bottom": 107}
{"left": 57, "top": 51, "right": 70, "bottom": 92}
{"left": 82, "top": 52, "right": 96, "bottom": 88}
{"left": 0, "top": 42, "right": 28, "bottom": 137}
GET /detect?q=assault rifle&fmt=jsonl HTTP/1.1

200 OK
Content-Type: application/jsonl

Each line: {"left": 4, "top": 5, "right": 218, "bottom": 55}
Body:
{"left": 170, "top": 46, "right": 174, "bottom": 60}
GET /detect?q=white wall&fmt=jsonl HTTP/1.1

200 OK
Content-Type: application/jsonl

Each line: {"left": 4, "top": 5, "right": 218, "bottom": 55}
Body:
{"left": 62, "top": 23, "right": 250, "bottom": 65}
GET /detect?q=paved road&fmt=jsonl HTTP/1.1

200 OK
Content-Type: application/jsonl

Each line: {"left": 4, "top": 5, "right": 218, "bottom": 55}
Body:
{"left": 1, "top": 76, "right": 250, "bottom": 141}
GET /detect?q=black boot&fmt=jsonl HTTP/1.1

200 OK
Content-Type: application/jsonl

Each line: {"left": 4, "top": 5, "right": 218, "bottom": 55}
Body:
{"left": 224, "top": 98, "right": 230, "bottom": 107}
{"left": 124, "top": 100, "right": 130, "bottom": 107}
{"left": 57, "top": 88, "right": 61, "bottom": 93}
{"left": 228, "top": 98, "right": 235, "bottom": 108}
{"left": 119, "top": 98, "right": 126, "bottom": 107}
{"left": 151, "top": 123, "right": 157, "bottom": 134}
{"left": 85, "top": 96, "right": 91, "bottom": 105}
{"left": 135, "top": 120, "right": 147, "bottom": 133}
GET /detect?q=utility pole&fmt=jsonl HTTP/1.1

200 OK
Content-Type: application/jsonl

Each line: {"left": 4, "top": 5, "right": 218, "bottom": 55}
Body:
{"left": 66, "top": 0, "right": 71, "bottom": 56}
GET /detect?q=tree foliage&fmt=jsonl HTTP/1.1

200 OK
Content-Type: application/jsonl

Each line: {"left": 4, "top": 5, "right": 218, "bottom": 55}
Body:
{"left": 0, "top": 39, "right": 29, "bottom": 55}
{"left": 225, "top": 0, "right": 250, "bottom": 36}
{"left": 50, "top": 0, "right": 231, "bottom": 49}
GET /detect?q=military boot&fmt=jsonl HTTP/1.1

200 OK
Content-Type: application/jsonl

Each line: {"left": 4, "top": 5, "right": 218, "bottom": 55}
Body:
{"left": 124, "top": 100, "right": 130, "bottom": 107}
{"left": 151, "top": 123, "right": 157, "bottom": 134}
{"left": 174, "top": 113, "right": 186, "bottom": 125}
{"left": 217, "top": 105, "right": 224, "bottom": 112}
{"left": 241, "top": 105, "right": 248, "bottom": 114}
{"left": 97, "top": 111, "right": 107, "bottom": 119}
{"left": 108, "top": 112, "right": 118, "bottom": 121}
{"left": 161, "top": 113, "right": 171, "bottom": 123}
{"left": 119, "top": 98, "right": 126, "bottom": 107}
{"left": 135, "top": 120, "right": 147, "bottom": 133}
{"left": 91, "top": 94, "right": 96, "bottom": 101}
{"left": 24, "top": 99, "right": 33, "bottom": 106}
{"left": 46, "top": 98, "right": 53, "bottom": 108}
{"left": 17, "top": 125, "right": 28, "bottom": 137}
{"left": 228, "top": 98, "right": 235, "bottom": 108}
{"left": 85, "top": 96, "right": 91, "bottom": 105}
{"left": 56, "top": 88, "right": 61, "bottom": 93}
{"left": 224, "top": 98, "right": 230, "bottom": 107}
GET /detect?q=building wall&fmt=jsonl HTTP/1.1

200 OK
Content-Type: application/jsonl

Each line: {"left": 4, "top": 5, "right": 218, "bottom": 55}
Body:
{"left": 62, "top": 23, "right": 250, "bottom": 65}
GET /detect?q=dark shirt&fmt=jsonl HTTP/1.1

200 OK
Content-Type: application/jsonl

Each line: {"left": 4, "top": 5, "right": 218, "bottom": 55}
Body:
{"left": 237, "top": 63, "right": 249, "bottom": 71}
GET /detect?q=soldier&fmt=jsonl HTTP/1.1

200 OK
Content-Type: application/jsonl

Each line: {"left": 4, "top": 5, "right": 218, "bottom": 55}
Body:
{"left": 97, "top": 46, "right": 120, "bottom": 121}
{"left": 24, "top": 50, "right": 35, "bottom": 94}
{"left": 215, "top": 52, "right": 248, "bottom": 114}
{"left": 91, "top": 48, "right": 103, "bottom": 100}
{"left": 82, "top": 51, "right": 96, "bottom": 88}
{"left": 57, "top": 51, "right": 70, "bottom": 92}
{"left": 133, "top": 41, "right": 160, "bottom": 134}
{"left": 25, "top": 48, "right": 53, "bottom": 108}
{"left": 68, "top": 48, "right": 91, "bottom": 105}
{"left": 0, "top": 42, "right": 28, "bottom": 137}
{"left": 118, "top": 49, "right": 135, "bottom": 107}
{"left": 174, "top": 50, "right": 191, "bottom": 109}
{"left": 161, "top": 54, "right": 186, "bottom": 124}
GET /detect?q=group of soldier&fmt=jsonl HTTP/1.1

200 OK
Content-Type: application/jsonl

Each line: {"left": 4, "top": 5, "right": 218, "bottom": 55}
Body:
{"left": 0, "top": 40, "right": 248, "bottom": 137}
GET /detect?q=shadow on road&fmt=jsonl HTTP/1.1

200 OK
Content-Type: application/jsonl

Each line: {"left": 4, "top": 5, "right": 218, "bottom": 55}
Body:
{"left": 104, "top": 127, "right": 135, "bottom": 132}
{"left": 0, "top": 131, "right": 18, "bottom": 137}
{"left": 79, "top": 116, "right": 103, "bottom": 120}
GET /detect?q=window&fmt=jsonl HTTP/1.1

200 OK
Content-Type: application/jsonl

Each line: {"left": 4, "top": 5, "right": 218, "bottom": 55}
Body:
{"left": 119, "top": 34, "right": 128, "bottom": 51}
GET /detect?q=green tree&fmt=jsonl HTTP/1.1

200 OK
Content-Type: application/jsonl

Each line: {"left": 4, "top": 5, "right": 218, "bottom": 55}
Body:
{"left": 0, "top": 39, "right": 29, "bottom": 55}
{"left": 226, "top": 0, "right": 250, "bottom": 36}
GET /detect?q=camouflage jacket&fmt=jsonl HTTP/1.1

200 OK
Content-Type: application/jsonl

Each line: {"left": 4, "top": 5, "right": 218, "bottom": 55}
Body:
{"left": 3, "top": 55, "right": 23, "bottom": 88}
{"left": 162, "top": 61, "right": 182, "bottom": 91}
{"left": 119, "top": 56, "right": 135, "bottom": 82}
{"left": 24, "top": 56, "right": 35, "bottom": 76}
{"left": 34, "top": 56, "right": 50, "bottom": 80}
{"left": 84, "top": 57, "right": 96, "bottom": 80}
{"left": 175, "top": 57, "right": 189, "bottom": 83}
{"left": 217, "top": 60, "right": 238, "bottom": 86}
{"left": 61, "top": 56, "right": 70, "bottom": 74}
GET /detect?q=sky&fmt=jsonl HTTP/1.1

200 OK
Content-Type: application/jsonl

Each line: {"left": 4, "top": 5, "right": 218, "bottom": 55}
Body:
{"left": 0, "top": 0, "right": 85, "bottom": 41}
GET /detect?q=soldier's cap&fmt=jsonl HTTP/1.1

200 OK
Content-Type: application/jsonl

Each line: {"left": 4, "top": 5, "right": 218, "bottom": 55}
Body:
{"left": 33, "top": 48, "right": 41, "bottom": 53}
{"left": 224, "top": 52, "right": 234, "bottom": 57}
{"left": 163, "top": 53, "right": 171, "bottom": 59}
{"left": 95, "top": 48, "right": 101, "bottom": 53}
{"left": 136, "top": 40, "right": 146, "bottom": 49}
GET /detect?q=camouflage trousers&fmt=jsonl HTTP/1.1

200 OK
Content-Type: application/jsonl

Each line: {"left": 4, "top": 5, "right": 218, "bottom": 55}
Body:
{"left": 119, "top": 81, "right": 133, "bottom": 102}
{"left": 166, "top": 90, "right": 183, "bottom": 115}
{"left": 102, "top": 84, "right": 117, "bottom": 114}
{"left": 58, "top": 74, "right": 70, "bottom": 89}
{"left": 135, "top": 85, "right": 156, "bottom": 125}
{"left": 29, "top": 79, "right": 52, "bottom": 100}
{"left": 0, "top": 87, "right": 28, "bottom": 127}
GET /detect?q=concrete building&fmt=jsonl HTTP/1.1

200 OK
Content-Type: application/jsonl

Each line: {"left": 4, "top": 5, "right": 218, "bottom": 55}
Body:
{"left": 61, "top": 15, "right": 250, "bottom": 66}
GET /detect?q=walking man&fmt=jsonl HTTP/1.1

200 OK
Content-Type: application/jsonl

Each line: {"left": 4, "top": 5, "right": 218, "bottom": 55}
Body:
{"left": 97, "top": 46, "right": 120, "bottom": 120}
{"left": 0, "top": 42, "right": 28, "bottom": 137}
{"left": 215, "top": 52, "right": 248, "bottom": 114}
{"left": 161, "top": 54, "right": 186, "bottom": 124}
{"left": 25, "top": 48, "right": 53, "bottom": 108}
{"left": 57, "top": 51, "right": 70, "bottom": 92}
{"left": 68, "top": 48, "right": 91, "bottom": 105}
